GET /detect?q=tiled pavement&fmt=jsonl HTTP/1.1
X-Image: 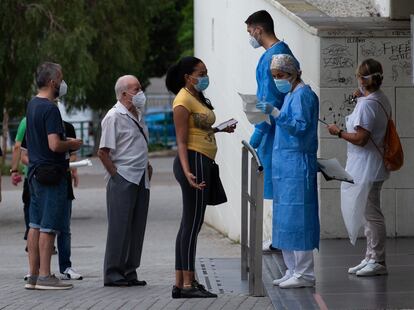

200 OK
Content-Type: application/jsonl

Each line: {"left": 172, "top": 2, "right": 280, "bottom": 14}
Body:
{"left": 0, "top": 157, "right": 272, "bottom": 310}
{"left": 3, "top": 156, "right": 412, "bottom": 309}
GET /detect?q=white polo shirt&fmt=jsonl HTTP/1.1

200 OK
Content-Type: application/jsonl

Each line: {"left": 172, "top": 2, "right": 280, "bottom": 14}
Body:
{"left": 100, "top": 101, "right": 149, "bottom": 188}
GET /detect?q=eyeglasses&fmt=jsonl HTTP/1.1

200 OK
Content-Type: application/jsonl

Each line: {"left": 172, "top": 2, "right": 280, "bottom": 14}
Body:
{"left": 356, "top": 73, "right": 383, "bottom": 80}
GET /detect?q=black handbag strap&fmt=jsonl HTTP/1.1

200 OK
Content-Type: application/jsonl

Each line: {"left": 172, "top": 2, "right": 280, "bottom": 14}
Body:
{"left": 128, "top": 115, "right": 148, "bottom": 145}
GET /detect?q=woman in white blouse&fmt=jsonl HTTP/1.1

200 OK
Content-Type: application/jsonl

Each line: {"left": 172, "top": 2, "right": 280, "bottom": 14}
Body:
{"left": 327, "top": 59, "right": 391, "bottom": 277}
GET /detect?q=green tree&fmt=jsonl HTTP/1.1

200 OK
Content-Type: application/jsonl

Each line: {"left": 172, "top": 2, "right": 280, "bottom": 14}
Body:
{"left": 142, "top": 0, "right": 193, "bottom": 79}
{"left": 82, "top": 0, "right": 153, "bottom": 112}
{"left": 0, "top": 0, "right": 194, "bottom": 160}
{"left": 178, "top": 0, "right": 194, "bottom": 57}
{"left": 0, "top": 0, "right": 96, "bottom": 162}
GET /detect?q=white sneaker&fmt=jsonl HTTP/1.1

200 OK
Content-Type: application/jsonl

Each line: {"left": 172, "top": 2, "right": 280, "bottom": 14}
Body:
{"left": 279, "top": 274, "right": 315, "bottom": 289}
{"left": 348, "top": 258, "right": 371, "bottom": 274}
{"left": 62, "top": 267, "right": 83, "bottom": 280}
{"left": 262, "top": 239, "right": 272, "bottom": 251}
{"left": 356, "top": 261, "right": 387, "bottom": 277}
{"left": 273, "top": 271, "right": 292, "bottom": 286}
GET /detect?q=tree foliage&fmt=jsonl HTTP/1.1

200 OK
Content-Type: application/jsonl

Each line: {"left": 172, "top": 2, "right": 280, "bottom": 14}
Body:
{"left": 0, "top": 0, "right": 193, "bottom": 116}
{"left": 178, "top": 0, "right": 194, "bottom": 57}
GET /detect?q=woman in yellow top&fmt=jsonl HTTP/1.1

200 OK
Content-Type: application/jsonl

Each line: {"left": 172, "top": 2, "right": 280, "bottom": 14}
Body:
{"left": 166, "top": 56, "right": 236, "bottom": 299}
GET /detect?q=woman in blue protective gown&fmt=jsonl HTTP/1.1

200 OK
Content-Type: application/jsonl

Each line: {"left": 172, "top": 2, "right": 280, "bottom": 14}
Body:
{"left": 256, "top": 54, "right": 320, "bottom": 289}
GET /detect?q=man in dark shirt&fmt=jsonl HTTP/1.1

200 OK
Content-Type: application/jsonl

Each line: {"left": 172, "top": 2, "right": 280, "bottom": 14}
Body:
{"left": 21, "top": 121, "right": 83, "bottom": 281}
{"left": 25, "top": 62, "right": 82, "bottom": 290}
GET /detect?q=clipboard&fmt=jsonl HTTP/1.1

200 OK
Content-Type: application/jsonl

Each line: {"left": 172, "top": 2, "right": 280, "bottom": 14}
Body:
{"left": 317, "top": 158, "right": 354, "bottom": 184}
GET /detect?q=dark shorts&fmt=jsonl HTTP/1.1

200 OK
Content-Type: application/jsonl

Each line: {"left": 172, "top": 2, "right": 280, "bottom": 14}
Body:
{"left": 29, "top": 176, "right": 69, "bottom": 234}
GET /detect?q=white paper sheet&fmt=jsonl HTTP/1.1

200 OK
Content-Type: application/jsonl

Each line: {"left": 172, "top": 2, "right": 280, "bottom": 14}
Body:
{"left": 317, "top": 158, "right": 354, "bottom": 183}
{"left": 69, "top": 159, "right": 93, "bottom": 168}
{"left": 238, "top": 92, "right": 270, "bottom": 125}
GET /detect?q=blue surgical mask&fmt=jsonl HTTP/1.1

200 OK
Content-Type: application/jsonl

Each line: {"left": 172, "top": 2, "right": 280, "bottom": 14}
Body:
{"left": 194, "top": 76, "right": 209, "bottom": 92}
{"left": 274, "top": 78, "right": 291, "bottom": 93}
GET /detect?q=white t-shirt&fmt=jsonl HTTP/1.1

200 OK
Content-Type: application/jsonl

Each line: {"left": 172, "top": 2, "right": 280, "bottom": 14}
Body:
{"left": 345, "top": 90, "right": 391, "bottom": 182}
{"left": 99, "top": 102, "right": 150, "bottom": 188}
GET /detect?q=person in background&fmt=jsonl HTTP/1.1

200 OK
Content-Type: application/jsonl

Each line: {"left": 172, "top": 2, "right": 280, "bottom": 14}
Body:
{"left": 257, "top": 54, "right": 320, "bottom": 288}
{"left": 166, "top": 56, "right": 236, "bottom": 299}
{"left": 245, "top": 10, "right": 296, "bottom": 252}
{"left": 327, "top": 59, "right": 391, "bottom": 277}
{"left": 10, "top": 117, "right": 30, "bottom": 245}
{"left": 99, "top": 75, "right": 151, "bottom": 287}
{"left": 0, "top": 146, "right": 2, "bottom": 203}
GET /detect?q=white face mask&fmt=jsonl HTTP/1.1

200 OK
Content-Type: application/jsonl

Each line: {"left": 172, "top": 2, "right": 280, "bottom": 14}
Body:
{"left": 131, "top": 91, "right": 146, "bottom": 109}
{"left": 249, "top": 35, "right": 261, "bottom": 49}
{"left": 54, "top": 80, "right": 67, "bottom": 98}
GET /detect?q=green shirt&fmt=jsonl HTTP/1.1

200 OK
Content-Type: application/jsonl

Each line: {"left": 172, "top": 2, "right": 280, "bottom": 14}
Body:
{"left": 15, "top": 117, "right": 28, "bottom": 176}
{"left": 15, "top": 117, "right": 26, "bottom": 142}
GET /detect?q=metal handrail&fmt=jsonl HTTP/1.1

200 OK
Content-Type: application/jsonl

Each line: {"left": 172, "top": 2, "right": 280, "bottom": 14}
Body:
{"left": 241, "top": 141, "right": 264, "bottom": 297}
{"left": 241, "top": 140, "right": 263, "bottom": 171}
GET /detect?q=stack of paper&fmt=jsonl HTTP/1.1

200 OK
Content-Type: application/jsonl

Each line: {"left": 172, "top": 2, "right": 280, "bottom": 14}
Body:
{"left": 238, "top": 92, "right": 270, "bottom": 125}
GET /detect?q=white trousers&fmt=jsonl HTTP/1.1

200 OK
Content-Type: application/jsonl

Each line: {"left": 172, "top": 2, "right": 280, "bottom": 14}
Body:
{"left": 282, "top": 250, "right": 315, "bottom": 281}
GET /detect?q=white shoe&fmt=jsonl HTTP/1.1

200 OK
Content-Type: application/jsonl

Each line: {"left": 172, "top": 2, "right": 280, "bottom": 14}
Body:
{"left": 62, "top": 267, "right": 83, "bottom": 280}
{"left": 348, "top": 258, "right": 371, "bottom": 274}
{"left": 356, "top": 261, "right": 387, "bottom": 277}
{"left": 279, "top": 274, "right": 315, "bottom": 289}
{"left": 262, "top": 240, "right": 272, "bottom": 251}
{"left": 273, "top": 271, "right": 292, "bottom": 286}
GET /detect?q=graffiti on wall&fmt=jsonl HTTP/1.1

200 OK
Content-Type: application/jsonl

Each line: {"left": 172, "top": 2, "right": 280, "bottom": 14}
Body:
{"left": 321, "top": 40, "right": 357, "bottom": 87}
{"left": 321, "top": 38, "right": 412, "bottom": 87}
{"left": 320, "top": 91, "right": 356, "bottom": 129}
{"left": 359, "top": 39, "right": 411, "bottom": 83}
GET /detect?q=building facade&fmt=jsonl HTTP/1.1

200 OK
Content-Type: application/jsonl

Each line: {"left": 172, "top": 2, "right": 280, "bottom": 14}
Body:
{"left": 194, "top": 0, "right": 414, "bottom": 241}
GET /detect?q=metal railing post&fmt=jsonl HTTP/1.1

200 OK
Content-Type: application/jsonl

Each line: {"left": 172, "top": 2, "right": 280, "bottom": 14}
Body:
{"left": 249, "top": 157, "right": 257, "bottom": 295}
{"left": 240, "top": 140, "right": 264, "bottom": 297}
{"left": 253, "top": 159, "right": 264, "bottom": 296}
{"left": 241, "top": 147, "right": 248, "bottom": 281}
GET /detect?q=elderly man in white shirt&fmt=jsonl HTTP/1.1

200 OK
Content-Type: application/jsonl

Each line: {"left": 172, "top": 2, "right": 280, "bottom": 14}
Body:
{"left": 98, "top": 75, "right": 151, "bottom": 287}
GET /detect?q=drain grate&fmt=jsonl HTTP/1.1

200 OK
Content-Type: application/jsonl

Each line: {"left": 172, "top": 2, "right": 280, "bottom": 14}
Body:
{"left": 196, "top": 258, "right": 248, "bottom": 295}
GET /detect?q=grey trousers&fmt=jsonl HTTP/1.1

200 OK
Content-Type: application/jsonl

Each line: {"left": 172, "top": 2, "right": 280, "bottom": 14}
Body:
{"left": 364, "top": 181, "right": 385, "bottom": 263}
{"left": 104, "top": 173, "right": 149, "bottom": 284}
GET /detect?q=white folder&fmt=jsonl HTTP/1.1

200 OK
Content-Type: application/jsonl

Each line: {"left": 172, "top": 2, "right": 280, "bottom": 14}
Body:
{"left": 318, "top": 158, "right": 354, "bottom": 184}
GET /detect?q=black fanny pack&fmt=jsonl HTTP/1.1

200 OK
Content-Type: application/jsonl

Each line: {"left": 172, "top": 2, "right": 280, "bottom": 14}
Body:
{"left": 35, "top": 165, "right": 66, "bottom": 186}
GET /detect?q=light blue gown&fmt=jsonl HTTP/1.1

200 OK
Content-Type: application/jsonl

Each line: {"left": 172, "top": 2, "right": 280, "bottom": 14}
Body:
{"left": 254, "top": 41, "right": 294, "bottom": 199}
{"left": 272, "top": 84, "right": 320, "bottom": 250}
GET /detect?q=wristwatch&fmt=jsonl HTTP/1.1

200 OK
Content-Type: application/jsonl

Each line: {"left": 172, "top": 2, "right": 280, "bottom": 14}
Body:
{"left": 338, "top": 130, "right": 344, "bottom": 138}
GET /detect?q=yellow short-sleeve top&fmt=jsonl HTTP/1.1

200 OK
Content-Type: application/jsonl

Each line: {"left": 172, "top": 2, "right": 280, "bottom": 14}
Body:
{"left": 173, "top": 88, "right": 217, "bottom": 160}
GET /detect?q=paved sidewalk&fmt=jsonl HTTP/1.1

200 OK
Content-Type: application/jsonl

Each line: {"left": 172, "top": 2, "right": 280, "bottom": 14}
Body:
{"left": 0, "top": 157, "right": 272, "bottom": 310}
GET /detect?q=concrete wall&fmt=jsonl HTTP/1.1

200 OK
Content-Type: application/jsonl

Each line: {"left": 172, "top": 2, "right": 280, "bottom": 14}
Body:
{"left": 374, "top": 0, "right": 390, "bottom": 17}
{"left": 194, "top": 0, "right": 320, "bottom": 241}
{"left": 319, "top": 36, "right": 412, "bottom": 238}
{"left": 194, "top": 0, "right": 414, "bottom": 241}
